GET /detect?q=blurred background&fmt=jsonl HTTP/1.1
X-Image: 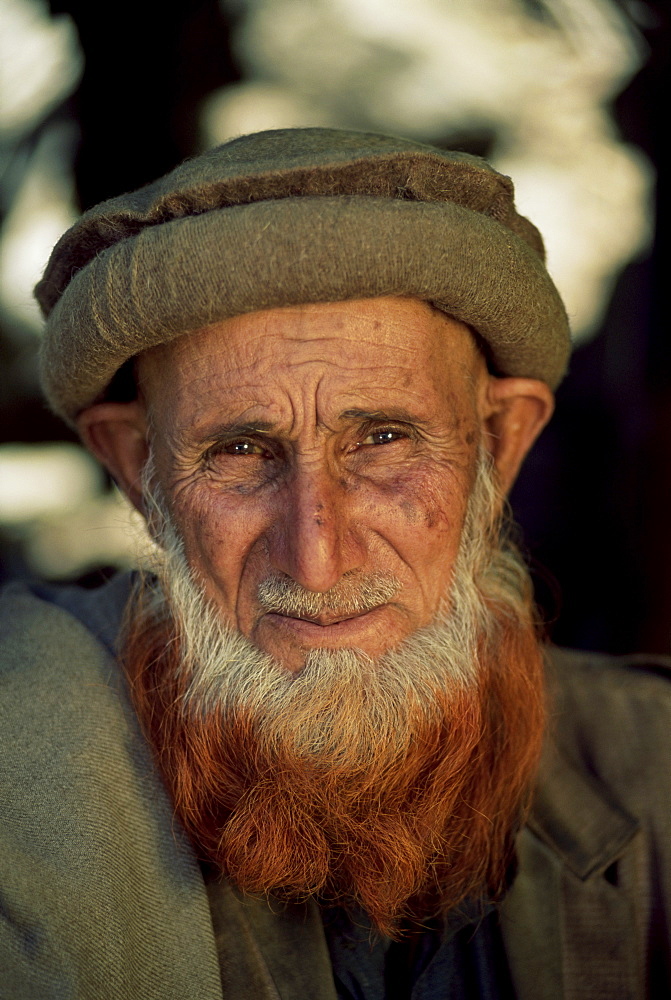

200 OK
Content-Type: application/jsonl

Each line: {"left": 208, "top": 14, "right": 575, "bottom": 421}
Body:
{"left": 0, "top": 0, "right": 668, "bottom": 653}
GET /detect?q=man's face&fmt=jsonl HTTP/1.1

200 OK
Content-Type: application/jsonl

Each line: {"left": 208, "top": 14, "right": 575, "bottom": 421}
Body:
{"left": 139, "top": 297, "right": 488, "bottom": 672}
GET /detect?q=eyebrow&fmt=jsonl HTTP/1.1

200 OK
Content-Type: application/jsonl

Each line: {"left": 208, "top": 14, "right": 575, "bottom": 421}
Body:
{"left": 197, "top": 409, "right": 427, "bottom": 443}
{"left": 199, "top": 420, "right": 276, "bottom": 441}
{"left": 339, "top": 407, "right": 427, "bottom": 425}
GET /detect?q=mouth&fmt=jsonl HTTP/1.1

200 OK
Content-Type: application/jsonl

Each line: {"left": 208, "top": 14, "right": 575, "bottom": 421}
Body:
{"left": 259, "top": 605, "right": 390, "bottom": 643}
{"left": 275, "top": 609, "right": 371, "bottom": 627}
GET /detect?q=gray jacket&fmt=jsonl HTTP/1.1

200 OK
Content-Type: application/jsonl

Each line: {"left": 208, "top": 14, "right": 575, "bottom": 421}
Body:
{"left": 1, "top": 577, "right": 670, "bottom": 999}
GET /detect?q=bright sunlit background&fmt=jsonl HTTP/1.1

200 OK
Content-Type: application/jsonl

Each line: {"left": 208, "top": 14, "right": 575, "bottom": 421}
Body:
{"left": 0, "top": 0, "right": 668, "bottom": 653}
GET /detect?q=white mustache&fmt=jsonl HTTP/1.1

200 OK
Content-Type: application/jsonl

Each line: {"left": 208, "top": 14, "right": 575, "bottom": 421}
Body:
{"left": 256, "top": 572, "right": 401, "bottom": 619}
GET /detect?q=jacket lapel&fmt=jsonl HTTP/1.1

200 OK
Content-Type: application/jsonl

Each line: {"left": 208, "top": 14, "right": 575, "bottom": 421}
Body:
{"left": 501, "top": 738, "right": 641, "bottom": 1000}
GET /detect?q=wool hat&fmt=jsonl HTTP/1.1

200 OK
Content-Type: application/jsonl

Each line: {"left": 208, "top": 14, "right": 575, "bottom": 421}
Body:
{"left": 36, "top": 127, "right": 571, "bottom": 425}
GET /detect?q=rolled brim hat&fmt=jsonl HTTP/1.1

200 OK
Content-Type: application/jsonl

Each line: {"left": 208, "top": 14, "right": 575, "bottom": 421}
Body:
{"left": 35, "top": 127, "right": 571, "bottom": 426}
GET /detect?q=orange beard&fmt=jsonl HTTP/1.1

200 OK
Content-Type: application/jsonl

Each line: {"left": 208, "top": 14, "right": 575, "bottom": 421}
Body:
{"left": 123, "top": 586, "right": 545, "bottom": 938}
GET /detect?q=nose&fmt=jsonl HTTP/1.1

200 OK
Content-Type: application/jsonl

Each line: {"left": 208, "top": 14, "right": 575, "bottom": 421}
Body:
{"left": 266, "top": 461, "right": 364, "bottom": 592}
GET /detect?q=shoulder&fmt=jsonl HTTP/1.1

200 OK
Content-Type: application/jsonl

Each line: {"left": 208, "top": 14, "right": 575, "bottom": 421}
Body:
{"left": 0, "top": 580, "right": 221, "bottom": 998}
{"left": 548, "top": 643, "right": 671, "bottom": 684}
{"left": 0, "top": 578, "right": 140, "bottom": 797}
{"left": 0, "top": 576, "right": 144, "bottom": 806}
{"left": 547, "top": 645, "right": 671, "bottom": 732}
{"left": 0, "top": 572, "right": 133, "bottom": 686}
{"left": 509, "top": 651, "right": 671, "bottom": 996}
{"left": 1, "top": 579, "right": 102, "bottom": 655}
{"left": 0, "top": 579, "right": 125, "bottom": 719}
{"left": 545, "top": 646, "right": 671, "bottom": 817}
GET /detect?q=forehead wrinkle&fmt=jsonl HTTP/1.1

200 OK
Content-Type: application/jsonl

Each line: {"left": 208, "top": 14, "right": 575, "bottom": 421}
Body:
{"left": 190, "top": 360, "right": 466, "bottom": 442}
{"left": 186, "top": 372, "right": 329, "bottom": 443}
{"left": 143, "top": 303, "right": 481, "bottom": 443}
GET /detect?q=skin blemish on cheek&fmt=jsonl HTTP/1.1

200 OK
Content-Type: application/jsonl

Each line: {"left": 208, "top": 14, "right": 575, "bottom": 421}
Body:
{"left": 340, "top": 476, "right": 360, "bottom": 492}
{"left": 399, "top": 499, "right": 422, "bottom": 525}
{"left": 395, "top": 483, "right": 448, "bottom": 532}
{"left": 424, "top": 507, "right": 439, "bottom": 530}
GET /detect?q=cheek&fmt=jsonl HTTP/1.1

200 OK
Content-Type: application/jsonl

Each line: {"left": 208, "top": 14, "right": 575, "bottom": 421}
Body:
{"left": 368, "top": 465, "right": 469, "bottom": 582}
{"left": 169, "top": 488, "right": 268, "bottom": 605}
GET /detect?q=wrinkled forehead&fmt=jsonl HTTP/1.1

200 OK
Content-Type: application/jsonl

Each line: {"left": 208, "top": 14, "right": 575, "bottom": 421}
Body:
{"left": 136, "top": 297, "right": 486, "bottom": 432}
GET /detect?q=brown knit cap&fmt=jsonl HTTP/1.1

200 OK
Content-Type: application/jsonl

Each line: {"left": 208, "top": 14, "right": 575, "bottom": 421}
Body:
{"left": 36, "top": 127, "right": 571, "bottom": 425}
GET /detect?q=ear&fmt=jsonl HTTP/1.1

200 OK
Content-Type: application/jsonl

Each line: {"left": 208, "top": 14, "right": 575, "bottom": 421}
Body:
{"left": 481, "top": 376, "right": 554, "bottom": 494}
{"left": 76, "top": 401, "right": 149, "bottom": 512}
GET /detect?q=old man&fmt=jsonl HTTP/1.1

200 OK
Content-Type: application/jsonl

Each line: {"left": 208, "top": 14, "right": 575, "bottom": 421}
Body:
{"left": 1, "top": 128, "right": 670, "bottom": 998}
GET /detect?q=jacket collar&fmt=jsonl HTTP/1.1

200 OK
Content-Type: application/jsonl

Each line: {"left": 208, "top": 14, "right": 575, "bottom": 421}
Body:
{"left": 527, "top": 734, "right": 639, "bottom": 879}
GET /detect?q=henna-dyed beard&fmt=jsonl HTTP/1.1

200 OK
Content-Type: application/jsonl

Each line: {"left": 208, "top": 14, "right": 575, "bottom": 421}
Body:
{"left": 123, "top": 451, "right": 545, "bottom": 937}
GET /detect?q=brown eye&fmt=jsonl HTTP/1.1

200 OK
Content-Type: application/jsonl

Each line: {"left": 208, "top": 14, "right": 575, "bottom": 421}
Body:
{"left": 360, "top": 429, "right": 405, "bottom": 446}
{"left": 224, "top": 440, "right": 269, "bottom": 457}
